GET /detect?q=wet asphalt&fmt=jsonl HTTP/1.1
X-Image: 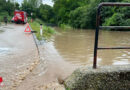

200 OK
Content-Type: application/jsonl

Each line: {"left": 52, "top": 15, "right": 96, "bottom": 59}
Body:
{"left": 0, "top": 24, "right": 39, "bottom": 90}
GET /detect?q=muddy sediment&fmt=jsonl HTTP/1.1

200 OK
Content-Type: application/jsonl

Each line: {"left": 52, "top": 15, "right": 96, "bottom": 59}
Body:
{"left": 10, "top": 59, "right": 39, "bottom": 90}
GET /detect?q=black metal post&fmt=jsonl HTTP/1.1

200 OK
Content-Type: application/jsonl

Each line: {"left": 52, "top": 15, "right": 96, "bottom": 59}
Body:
{"left": 93, "top": 5, "right": 102, "bottom": 69}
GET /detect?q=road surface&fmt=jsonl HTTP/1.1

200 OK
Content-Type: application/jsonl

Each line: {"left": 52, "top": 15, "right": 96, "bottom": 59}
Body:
{"left": 0, "top": 24, "right": 39, "bottom": 90}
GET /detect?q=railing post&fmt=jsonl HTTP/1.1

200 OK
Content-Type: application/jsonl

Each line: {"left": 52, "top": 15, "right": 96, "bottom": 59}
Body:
{"left": 93, "top": 2, "right": 130, "bottom": 69}
{"left": 93, "top": 5, "right": 101, "bottom": 69}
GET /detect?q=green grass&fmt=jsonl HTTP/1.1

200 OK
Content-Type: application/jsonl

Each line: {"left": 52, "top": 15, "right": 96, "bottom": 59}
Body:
{"left": 29, "top": 19, "right": 56, "bottom": 40}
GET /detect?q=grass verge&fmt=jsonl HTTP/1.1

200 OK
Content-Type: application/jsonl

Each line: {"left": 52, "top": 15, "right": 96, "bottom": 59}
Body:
{"left": 29, "top": 19, "right": 56, "bottom": 40}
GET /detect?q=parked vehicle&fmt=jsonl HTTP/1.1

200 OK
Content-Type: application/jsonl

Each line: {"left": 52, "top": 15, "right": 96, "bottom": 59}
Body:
{"left": 13, "top": 10, "right": 27, "bottom": 24}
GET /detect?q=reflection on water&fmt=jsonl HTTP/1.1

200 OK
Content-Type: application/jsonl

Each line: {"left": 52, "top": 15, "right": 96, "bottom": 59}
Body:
{"left": 0, "top": 48, "right": 10, "bottom": 54}
{"left": 53, "top": 28, "right": 130, "bottom": 66}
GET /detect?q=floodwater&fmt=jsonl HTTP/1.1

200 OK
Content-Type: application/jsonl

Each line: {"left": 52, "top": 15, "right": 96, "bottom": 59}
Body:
{"left": 0, "top": 24, "right": 39, "bottom": 90}
{"left": 53, "top": 28, "right": 130, "bottom": 67}
{"left": 0, "top": 24, "right": 129, "bottom": 89}
{"left": 21, "top": 28, "right": 130, "bottom": 89}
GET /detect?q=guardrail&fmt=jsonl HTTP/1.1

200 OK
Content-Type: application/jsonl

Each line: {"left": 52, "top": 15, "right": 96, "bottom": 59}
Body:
{"left": 93, "top": 2, "right": 130, "bottom": 69}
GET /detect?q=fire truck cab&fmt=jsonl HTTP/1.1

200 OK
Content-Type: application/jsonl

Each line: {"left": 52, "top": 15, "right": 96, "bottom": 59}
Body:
{"left": 13, "top": 10, "right": 27, "bottom": 24}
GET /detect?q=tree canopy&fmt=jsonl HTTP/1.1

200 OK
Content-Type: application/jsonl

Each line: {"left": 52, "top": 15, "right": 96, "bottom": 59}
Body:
{"left": 0, "top": 0, "right": 130, "bottom": 29}
{"left": 52, "top": 0, "right": 130, "bottom": 29}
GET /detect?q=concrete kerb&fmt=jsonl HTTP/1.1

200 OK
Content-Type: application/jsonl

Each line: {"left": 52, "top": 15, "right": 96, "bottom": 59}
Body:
{"left": 29, "top": 24, "right": 40, "bottom": 55}
{"left": 64, "top": 65, "right": 130, "bottom": 90}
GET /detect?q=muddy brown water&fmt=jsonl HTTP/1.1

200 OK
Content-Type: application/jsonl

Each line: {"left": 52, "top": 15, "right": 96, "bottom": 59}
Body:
{"left": 0, "top": 24, "right": 129, "bottom": 89}
{"left": 21, "top": 28, "right": 129, "bottom": 89}
{"left": 53, "top": 28, "right": 130, "bottom": 67}
{"left": 23, "top": 28, "right": 129, "bottom": 89}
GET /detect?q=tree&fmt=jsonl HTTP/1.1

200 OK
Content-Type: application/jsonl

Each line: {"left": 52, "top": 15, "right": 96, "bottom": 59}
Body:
{"left": 53, "top": 0, "right": 85, "bottom": 24}
{"left": 21, "top": 0, "right": 42, "bottom": 16}
{"left": 14, "top": 2, "right": 20, "bottom": 10}
{"left": 37, "top": 4, "right": 54, "bottom": 23}
{"left": 52, "top": 0, "right": 130, "bottom": 29}
{"left": 5, "top": 0, "right": 14, "bottom": 16}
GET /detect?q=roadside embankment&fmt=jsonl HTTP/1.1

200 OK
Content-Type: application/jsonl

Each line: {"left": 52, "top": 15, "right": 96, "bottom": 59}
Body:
{"left": 65, "top": 65, "right": 130, "bottom": 90}
{"left": 29, "top": 19, "right": 56, "bottom": 40}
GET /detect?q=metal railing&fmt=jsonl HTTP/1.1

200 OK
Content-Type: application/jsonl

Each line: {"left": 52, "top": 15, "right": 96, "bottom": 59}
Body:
{"left": 93, "top": 2, "right": 130, "bottom": 69}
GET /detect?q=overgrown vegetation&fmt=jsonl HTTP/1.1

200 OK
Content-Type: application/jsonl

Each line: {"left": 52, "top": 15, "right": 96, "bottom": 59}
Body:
{"left": 29, "top": 19, "right": 56, "bottom": 40}
{"left": 26, "top": 0, "right": 130, "bottom": 29}
{"left": 53, "top": 0, "right": 130, "bottom": 29}
{"left": 0, "top": 0, "right": 130, "bottom": 30}
{"left": 0, "top": 0, "right": 19, "bottom": 22}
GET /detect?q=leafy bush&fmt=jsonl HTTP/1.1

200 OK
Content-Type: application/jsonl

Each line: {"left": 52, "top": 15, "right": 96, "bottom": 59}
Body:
{"left": 69, "top": 3, "right": 97, "bottom": 29}
{"left": 124, "top": 19, "right": 130, "bottom": 26}
{"left": 103, "top": 13, "right": 125, "bottom": 26}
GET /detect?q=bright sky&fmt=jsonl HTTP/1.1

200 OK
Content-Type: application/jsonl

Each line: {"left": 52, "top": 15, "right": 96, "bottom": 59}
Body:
{"left": 16, "top": 0, "right": 54, "bottom": 6}
{"left": 43, "top": 0, "right": 54, "bottom": 6}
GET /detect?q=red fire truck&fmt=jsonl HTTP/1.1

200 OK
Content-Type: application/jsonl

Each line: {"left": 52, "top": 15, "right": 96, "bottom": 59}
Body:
{"left": 12, "top": 10, "right": 27, "bottom": 24}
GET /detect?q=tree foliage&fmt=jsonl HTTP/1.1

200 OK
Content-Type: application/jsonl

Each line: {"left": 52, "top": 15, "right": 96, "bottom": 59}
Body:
{"left": 38, "top": 4, "right": 54, "bottom": 23}
{"left": 53, "top": 0, "right": 130, "bottom": 29}
{"left": 21, "top": 0, "right": 42, "bottom": 17}
{"left": 0, "top": 0, "right": 20, "bottom": 16}
{"left": 0, "top": 0, "right": 130, "bottom": 29}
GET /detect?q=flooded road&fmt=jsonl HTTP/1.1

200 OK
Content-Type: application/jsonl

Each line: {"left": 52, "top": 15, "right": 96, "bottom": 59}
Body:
{"left": 0, "top": 24, "right": 39, "bottom": 90}
{"left": 18, "top": 28, "right": 130, "bottom": 90}
{"left": 53, "top": 28, "right": 130, "bottom": 66}
{"left": 0, "top": 24, "right": 129, "bottom": 90}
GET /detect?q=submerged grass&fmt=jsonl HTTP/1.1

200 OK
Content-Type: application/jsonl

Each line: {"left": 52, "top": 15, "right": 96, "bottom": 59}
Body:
{"left": 59, "top": 23, "right": 73, "bottom": 31}
{"left": 29, "top": 19, "right": 56, "bottom": 40}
